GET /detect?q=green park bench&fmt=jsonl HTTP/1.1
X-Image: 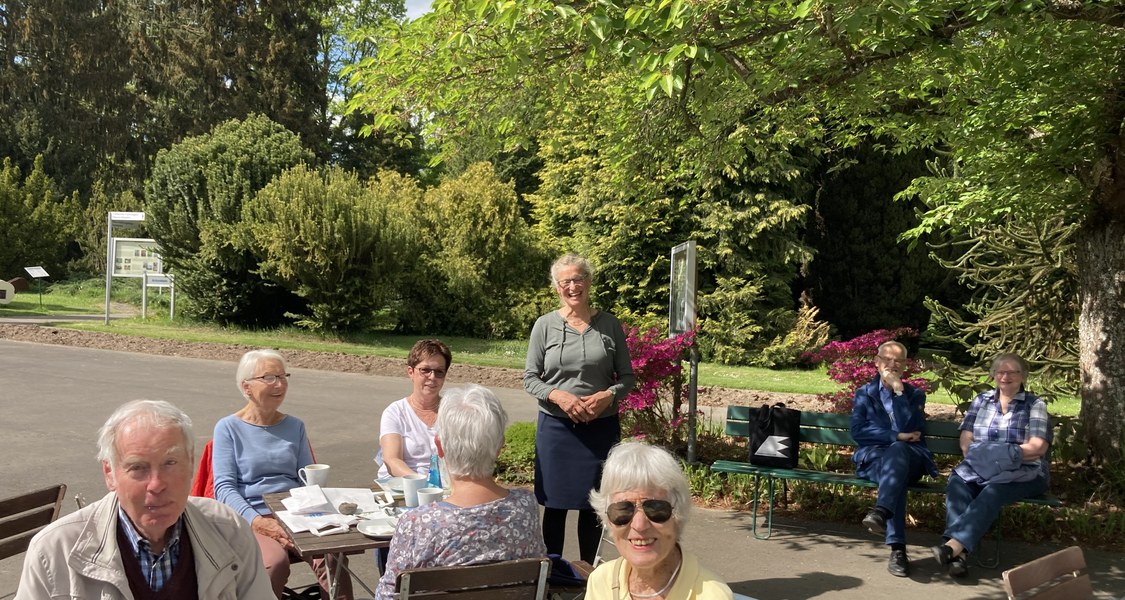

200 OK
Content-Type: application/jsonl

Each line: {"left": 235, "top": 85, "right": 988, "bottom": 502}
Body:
{"left": 711, "top": 405, "right": 1061, "bottom": 568}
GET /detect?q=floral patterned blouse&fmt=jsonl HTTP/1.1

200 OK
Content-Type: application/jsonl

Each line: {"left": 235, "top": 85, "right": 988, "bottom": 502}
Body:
{"left": 375, "top": 488, "right": 546, "bottom": 599}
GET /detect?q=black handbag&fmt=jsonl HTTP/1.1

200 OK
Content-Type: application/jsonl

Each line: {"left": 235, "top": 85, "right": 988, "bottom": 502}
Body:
{"left": 748, "top": 402, "right": 801, "bottom": 468}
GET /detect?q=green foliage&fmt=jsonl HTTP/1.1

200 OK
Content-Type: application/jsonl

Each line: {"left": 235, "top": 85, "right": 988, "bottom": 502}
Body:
{"left": 145, "top": 115, "right": 315, "bottom": 326}
{"left": 391, "top": 162, "right": 548, "bottom": 338}
{"left": 923, "top": 216, "right": 1080, "bottom": 399}
{"left": 803, "top": 144, "right": 952, "bottom": 339}
{"left": 756, "top": 305, "right": 832, "bottom": 369}
{"left": 0, "top": 157, "right": 79, "bottom": 279}
{"left": 495, "top": 421, "right": 536, "bottom": 486}
{"left": 244, "top": 165, "right": 403, "bottom": 331}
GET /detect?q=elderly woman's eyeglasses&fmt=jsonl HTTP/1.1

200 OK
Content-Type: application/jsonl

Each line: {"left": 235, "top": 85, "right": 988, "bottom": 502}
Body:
{"left": 414, "top": 367, "right": 446, "bottom": 379}
{"left": 247, "top": 374, "right": 290, "bottom": 385}
{"left": 606, "top": 499, "right": 674, "bottom": 526}
{"left": 557, "top": 276, "right": 588, "bottom": 288}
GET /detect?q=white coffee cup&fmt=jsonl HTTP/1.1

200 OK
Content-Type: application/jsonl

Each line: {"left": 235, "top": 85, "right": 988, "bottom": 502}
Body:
{"left": 298, "top": 464, "right": 330, "bottom": 487}
{"left": 417, "top": 487, "right": 444, "bottom": 505}
{"left": 402, "top": 474, "right": 427, "bottom": 507}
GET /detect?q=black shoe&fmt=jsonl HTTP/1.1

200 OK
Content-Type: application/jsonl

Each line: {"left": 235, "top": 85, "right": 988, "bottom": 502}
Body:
{"left": 948, "top": 554, "right": 969, "bottom": 578}
{"left": 862, "top": 509, "right": 887, "bottom": 535}
{"left": 888, "top": 548, "right": 910, "bottom": 577}
{"left": 931, "top": 544, "right": 953, "bottom": 567}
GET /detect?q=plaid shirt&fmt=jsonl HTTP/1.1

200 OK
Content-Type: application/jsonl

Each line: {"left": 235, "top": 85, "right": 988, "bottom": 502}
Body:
{"left": 117, "top": 506, "right": 183, "bottom": 592}
{"left": 958, "top": 388, "right": 1051, "bottom": 480}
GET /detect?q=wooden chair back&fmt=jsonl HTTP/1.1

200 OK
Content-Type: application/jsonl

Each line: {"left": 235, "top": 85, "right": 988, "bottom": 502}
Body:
{"left": 396, "top": 557, "right": 551, "bottom": 600}
{"left": 1002, "top": 545, "right": 1093, "bottom": 600}
{"left": 0, "top": 484, "right": 67, "bottom": 561}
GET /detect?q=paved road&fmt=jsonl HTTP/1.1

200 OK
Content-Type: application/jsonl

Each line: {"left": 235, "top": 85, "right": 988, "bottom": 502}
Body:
{"left": 1, "top": 339, "right": 1123, "bottom": 599}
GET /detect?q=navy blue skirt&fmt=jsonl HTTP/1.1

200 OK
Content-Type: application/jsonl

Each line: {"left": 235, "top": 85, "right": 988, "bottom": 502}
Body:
{"left": 534, "top": 412, "right": 620, "bottom": 510}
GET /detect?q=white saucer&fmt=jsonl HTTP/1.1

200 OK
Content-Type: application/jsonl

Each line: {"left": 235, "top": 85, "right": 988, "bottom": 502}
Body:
{"left": 357, "top": 515, "right": 397, "bottom": 538}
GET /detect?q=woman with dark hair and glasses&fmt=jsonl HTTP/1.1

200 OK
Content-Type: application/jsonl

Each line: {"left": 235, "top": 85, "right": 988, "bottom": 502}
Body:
{"left": 213, "top": 349, "right": 353, "bottom": 599}
{"left": 375, "top": 385, "right": 545, "bottom": 600}
{"left": 587, "top": 442, "right": 732, "bottom": 600}
{"left": 376, "top": 339, "right": 453, "bottom": 479}
{"left": 524, "top": 253, "right": 635, "bottom": 564}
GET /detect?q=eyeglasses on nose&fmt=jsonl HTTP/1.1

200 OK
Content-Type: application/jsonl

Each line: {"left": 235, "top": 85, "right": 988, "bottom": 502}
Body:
{"left": 606, "top": 499, "right": 674, "bottom": 526}
{"left": 415, "top": 367, "right": 446, "bottom": 378}
{"left": 557, "top": 276, "right": 588, "bottom": 288}
{"left": 248, "top": 374, "right": 290, "bottom": 385}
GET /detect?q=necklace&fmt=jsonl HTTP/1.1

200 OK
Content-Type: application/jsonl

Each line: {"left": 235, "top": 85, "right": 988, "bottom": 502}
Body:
{"left": 628, "top": 555, "right": 682, "bottom": 599}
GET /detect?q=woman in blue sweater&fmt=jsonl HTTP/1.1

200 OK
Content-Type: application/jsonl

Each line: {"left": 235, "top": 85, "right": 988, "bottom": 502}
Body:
{"left": 213, "top": 349, "right": 353, "bottom": 599}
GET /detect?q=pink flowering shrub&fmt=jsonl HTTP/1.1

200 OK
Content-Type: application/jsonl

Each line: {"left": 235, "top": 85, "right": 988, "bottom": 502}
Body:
{"left": 802, "top": 327, "right": 930, "bottom": 412}
{"left": 621, "top": 325, "right": 696, "bottom": 445}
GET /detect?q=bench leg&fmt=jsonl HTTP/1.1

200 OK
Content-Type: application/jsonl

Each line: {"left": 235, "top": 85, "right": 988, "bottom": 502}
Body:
{"left": 974, "top": 523, "right": 1001, "bottom": 569}
{"left": 752, "top": 476, "right": 775, "bottom": 540}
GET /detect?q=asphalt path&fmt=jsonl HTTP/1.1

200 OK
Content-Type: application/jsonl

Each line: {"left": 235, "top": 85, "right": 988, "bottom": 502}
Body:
{"left": 2, "top": 340, "right": 1123, "bottom": 599}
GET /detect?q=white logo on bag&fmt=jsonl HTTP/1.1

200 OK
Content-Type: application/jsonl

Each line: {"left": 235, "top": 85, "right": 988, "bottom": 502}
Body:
{"left": 755, "top": 436, "right": 792, "bottom": 458}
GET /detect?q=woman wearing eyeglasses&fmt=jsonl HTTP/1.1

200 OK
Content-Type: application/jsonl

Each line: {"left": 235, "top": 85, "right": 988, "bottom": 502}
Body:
{"left": 375, "top": 385, "right": 546, "bottom": 600}
{"left": 932, "top": 352, "right": 1050, "bottom": 579}
{"left": 524, "top": 253, "right": 635, "bottom": 565}
{"left": 213, "top": 349, "right": 353, "bottom": 599}
{"left": 376, "top": 339, "right": 453, "bottom": 479}
{"left": 587, "top": 442, "right": 732, "bottom": 600}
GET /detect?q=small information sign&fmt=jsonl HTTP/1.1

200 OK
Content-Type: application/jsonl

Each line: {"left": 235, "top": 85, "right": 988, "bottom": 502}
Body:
{"left": 24, "top": 266, "right": 49, "bottom": 279}
{"left": 109, "top": 211, "right": 146, "bottom": 221}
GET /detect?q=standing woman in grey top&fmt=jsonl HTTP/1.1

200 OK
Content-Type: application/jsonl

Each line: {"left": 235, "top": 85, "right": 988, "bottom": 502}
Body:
{"left": 524, "top": 253, "right": 635, "bottom": 563}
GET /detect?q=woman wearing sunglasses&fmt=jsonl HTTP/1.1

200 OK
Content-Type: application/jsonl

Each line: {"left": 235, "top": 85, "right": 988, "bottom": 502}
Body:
{"left": 587, "top": 442, "right": 733, "bottom": 600}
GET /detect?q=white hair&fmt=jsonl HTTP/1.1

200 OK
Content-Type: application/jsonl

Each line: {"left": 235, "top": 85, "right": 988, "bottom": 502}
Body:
{"left": 876, "top": 340, "right": 907, "bottom": 358}
{"left": 990, "top": 352, "right": 1030, "bottom": 378}
{"left": 550, "top": 253, "right": 593, "bottom": 287}
{"left": 236, "top": 349, "right": 287, "bottom": 397}
{"left": 436, "top": 384, "right": 509, "bottom": 479}
{"left": 96, "top": 400, "right": 195, "bottom": 469}
{"left": 589, "top": 441, "right": 691, "bottom": 538}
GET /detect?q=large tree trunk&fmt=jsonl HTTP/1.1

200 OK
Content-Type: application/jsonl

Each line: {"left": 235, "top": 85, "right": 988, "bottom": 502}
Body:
{"left": 1078, "top": 218, "right": 1125, "bottom": 464}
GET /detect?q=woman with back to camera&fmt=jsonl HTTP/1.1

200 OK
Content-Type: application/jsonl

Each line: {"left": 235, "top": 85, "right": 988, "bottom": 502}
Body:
{"left": 524, "top": 253, "right": 635, "bottom": 564}
{"left": 587, "top": 441, "right": 733, "bottom": 600}
{"left": 375, "top": 384, "right": 546, "bottom": 599}
{"left": 932, "top": 352, "right": 1051, "bottom": 579}
{"left": 212, "top": 349, "right": 353, "bottom": 599}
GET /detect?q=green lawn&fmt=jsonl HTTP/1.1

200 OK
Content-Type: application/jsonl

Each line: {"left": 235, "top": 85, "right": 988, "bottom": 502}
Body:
{"left": 0, "top": 278, "right": 1080, "bottom": 415}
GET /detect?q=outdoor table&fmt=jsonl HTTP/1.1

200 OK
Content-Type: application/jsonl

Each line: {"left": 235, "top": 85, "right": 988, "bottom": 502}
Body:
{"left": 264, "top": 490, "right": 391, "bottom": 599}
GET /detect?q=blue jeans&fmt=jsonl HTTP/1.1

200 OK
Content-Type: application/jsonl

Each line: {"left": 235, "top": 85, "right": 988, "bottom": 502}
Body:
{"left": 856, "top": 441, "right": 928, "bottom": 545}
{"left": 944, "top": 472, "right": 1048, "bottom": 553}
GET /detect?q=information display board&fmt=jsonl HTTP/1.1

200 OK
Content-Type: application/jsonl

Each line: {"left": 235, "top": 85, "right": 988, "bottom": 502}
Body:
{"left": 111, "top": 238, "right": 162, "bottom": 277}
{"left": 669, "top": 241, "right": 697, "bottom": 336}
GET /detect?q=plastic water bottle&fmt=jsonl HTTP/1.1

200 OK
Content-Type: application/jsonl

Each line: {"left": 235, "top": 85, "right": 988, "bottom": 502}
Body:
{"left": 428, "top": 454, "right": 442, "bottom": 488}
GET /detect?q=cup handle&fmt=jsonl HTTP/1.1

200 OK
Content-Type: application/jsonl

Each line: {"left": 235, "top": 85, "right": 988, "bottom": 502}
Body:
{"left": 298, "top": 468, "right": 308, "bottom": 486}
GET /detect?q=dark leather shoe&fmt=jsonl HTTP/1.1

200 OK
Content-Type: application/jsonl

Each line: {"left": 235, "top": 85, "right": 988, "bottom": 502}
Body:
{"left": 948, "top": 554, "right": 969, "bottom": 578}
{"left": 931, "top": 544, "right": 953, "bottom": 567}
{"left": 888, "top": 548, "right": 910, "bottom": 577}
{"left": 862, "top": 509, "right": 886, "bottom": 535}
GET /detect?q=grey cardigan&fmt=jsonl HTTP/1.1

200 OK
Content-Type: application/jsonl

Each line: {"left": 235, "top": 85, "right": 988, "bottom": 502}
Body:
{"left": 523, "top": 310, "right": 635, "bottom": 419}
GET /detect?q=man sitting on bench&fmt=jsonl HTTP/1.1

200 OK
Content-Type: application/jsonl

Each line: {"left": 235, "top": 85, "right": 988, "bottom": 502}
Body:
{"left": 849, "top": 341, "right": 936, "bottom": 577}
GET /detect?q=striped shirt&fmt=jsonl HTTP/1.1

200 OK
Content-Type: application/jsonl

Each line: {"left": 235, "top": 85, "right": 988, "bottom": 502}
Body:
{"left": 117, "top": 506, "right": 183, "bottom": 592}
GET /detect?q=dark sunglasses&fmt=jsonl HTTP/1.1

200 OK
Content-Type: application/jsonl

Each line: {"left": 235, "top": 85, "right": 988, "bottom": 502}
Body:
{"left": 606, "top": 499, "right": 674, "bottom": 526}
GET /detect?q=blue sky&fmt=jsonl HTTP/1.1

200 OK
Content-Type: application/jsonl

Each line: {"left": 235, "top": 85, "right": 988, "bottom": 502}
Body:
{"left": 404, "top": 0, "right": 432, "bottom": 20}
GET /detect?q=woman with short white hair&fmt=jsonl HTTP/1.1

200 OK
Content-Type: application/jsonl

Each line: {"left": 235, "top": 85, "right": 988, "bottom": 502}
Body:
{"left": 213, "top": 349, "right": 353, "bottom": 599}
{"left": 587, "top": 442, "right": 732, "bottom": 600}
{"left": 375, "top": 384, "right": 546, "bottom": 600}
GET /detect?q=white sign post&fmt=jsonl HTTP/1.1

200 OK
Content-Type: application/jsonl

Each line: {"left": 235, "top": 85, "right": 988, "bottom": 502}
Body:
{"left": 141, "top": 272, "right": 175, "bottom": 320}
{"left": 105, "top": 212, "right": 172, "bottom": 323}
{"left": 669, "top": 241, "right": 700, "bottom": 463}
{"left": 23, "top": 266, "right": 49, "bottom": 309}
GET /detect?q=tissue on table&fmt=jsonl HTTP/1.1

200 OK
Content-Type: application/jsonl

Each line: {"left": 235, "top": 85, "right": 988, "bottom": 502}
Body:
{"left": 281, "top": 484, "right": 334, "bottom": 515}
